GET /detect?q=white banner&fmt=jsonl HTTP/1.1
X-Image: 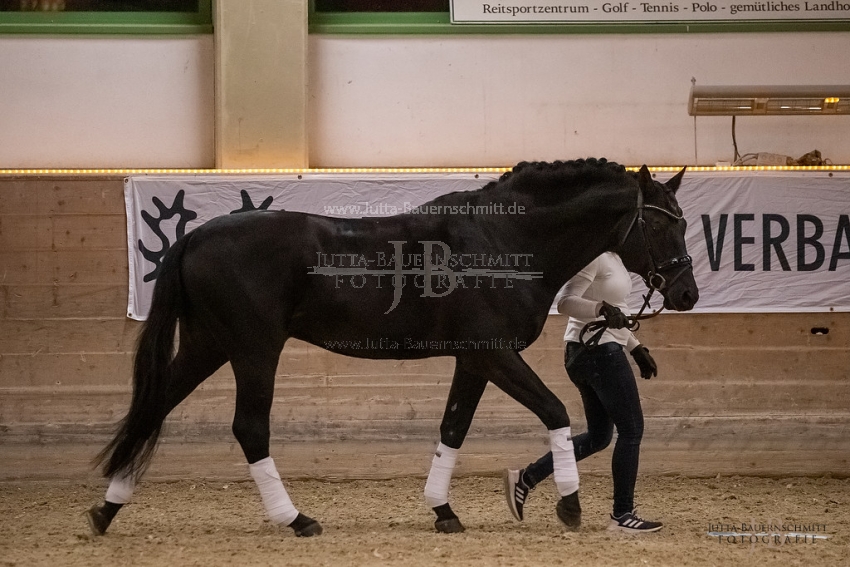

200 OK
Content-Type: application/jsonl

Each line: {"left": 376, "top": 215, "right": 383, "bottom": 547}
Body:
{"left": 125, "top": 171, "right": 850, "bottom": 320}
{"left": 450, "top": 0, "right": 850, "bottom": 23}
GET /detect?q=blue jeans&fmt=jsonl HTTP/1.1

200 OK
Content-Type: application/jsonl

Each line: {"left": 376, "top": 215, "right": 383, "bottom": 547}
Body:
{"left": 524, "top": 341, "right": 644, "bottom": 516}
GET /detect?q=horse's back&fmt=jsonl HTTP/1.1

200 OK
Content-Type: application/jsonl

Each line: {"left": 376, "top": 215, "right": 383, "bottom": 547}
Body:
{"left": 176, "top": 209, "right": 550, "bottom": 357}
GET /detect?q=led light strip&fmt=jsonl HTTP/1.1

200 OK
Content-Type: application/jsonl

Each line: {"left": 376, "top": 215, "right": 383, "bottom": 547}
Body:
{"left": 649, "top": 165, "right": 850, "bottom": 172}
{"left": 0, "top": 167, "right": 508, "bottom": 175}
{"left": 0, "top": 165, "right": 847, "bottom": 176}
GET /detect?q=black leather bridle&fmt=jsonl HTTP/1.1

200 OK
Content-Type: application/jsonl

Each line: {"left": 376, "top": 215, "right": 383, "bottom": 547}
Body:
{"left": 576, "top": 185, "right": 693, "bottom": 351}
{"left": 622, "top": 183, "right": 693, "bottom": 297}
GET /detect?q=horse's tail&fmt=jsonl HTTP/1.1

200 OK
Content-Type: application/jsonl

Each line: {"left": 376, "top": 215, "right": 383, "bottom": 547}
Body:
{"left": 95, "top": 232, "right": 194, "bottom": 479}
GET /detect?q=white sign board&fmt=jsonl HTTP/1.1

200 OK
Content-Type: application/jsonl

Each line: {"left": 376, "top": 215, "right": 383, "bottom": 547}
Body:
{"left": 125, "top": 171, "right": 850, "bottom": 320}
{"left": 450, "top": 0, "right": 850, "bottom": 23}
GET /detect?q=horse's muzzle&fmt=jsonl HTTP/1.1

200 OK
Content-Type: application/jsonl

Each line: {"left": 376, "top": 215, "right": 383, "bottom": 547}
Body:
{"left": 663, "top": 286, "right": 699, "bottom": 311}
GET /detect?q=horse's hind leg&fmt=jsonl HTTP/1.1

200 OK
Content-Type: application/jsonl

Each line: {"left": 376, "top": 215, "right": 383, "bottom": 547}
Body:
{"left": 483, "top": 351, "right": 581, "bottom": 530}
{"left": 87, "top": 323, "right": 228, "bottom": 535}
{"left": 229, "top": 354, "right": 322, "bottom": 538}
{"left": 427, "top": 351, "right": 580, "bottom": 533}
{"left": 425, "top": 358, "right": 488, "bottom": 533}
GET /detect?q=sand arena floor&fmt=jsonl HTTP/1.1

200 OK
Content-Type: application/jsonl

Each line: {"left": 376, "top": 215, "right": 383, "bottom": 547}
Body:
{"left": 1, "top": 474, "right": 847, "bottom": 566}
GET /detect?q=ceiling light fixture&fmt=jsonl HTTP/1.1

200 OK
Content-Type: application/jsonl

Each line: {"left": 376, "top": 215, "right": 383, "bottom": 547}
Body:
{"left": 689, "top": 85, "right": 850, "bottom": 116}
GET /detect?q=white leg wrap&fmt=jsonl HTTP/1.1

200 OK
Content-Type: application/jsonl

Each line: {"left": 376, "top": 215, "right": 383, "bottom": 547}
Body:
{"left": 550, "top": 427, "right": 580, "bottom": 496}
{"left": 423, "top": 443, "right": 458, "bottom": 508}
{"left": 105, "top": 473, "right": 135, "bottom": 504}
{"left": 249, "top": 456, "right": 299, "bottom": 526}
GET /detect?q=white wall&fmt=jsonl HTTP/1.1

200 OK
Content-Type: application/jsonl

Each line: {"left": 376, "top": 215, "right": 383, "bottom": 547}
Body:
{"left": 308, "top": 32, "right": 850, "bottom": 168}
{"left": 0, "top": 32, "right": 847, "bottom": 169}
{"left": 0, "top": 35, "right": 214, "bottom": 169}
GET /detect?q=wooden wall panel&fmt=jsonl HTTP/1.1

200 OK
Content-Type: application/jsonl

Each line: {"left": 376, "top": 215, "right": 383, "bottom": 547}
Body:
{"left": 1, "top": 284, "right": 126, "bottom": 319}
{"left": 0, "top": 179, "right": 125, "bottom": 216}
{"left": 0, "top": 215, "right": 124, "bottom": 252}
{"left": 1, "top": 176, "right": 848, "bottom": 481}
{"left": 0, "top": 250, "right": 126, "bottom": 285}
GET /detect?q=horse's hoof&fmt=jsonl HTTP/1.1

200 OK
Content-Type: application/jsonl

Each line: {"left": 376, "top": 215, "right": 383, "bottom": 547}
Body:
{"left": 556, "top": 491, "right": 581, "bottom": 531}
{"left": 432, "top": 503, "right": 465, "bottom": 533}
{"left": 85, "top": 505, "right": 111, "bottom": 536}
{"left": 295, "top": 521, "right": 323, "bottom": 537}
{"left": 290, "top": 513, "right": 323, "bottom": 537}
{"left": 435, "top": 518, "right": 465, "bottom": 534}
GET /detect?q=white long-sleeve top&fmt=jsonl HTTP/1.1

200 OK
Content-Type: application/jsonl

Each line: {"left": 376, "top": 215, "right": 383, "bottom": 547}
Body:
{"left": 555, "top": 252, "right": 640, "bottom": 351}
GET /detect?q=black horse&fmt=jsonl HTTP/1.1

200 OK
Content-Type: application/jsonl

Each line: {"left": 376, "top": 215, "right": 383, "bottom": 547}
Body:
{"left": 87, "top": 158, "right": 698, "bottom": 537}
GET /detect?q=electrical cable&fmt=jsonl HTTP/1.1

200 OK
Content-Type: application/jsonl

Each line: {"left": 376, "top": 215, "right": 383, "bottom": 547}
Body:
{"left": 732, "top": 116, "right": 741, "bottom": 163}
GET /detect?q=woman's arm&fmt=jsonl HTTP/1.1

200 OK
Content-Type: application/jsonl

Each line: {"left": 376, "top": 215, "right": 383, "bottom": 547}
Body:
{"left": 555, "top": 260, "right": 601, "bottom": 320}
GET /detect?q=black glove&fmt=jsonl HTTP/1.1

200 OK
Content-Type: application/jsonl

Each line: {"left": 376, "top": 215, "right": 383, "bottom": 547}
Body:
{"left": 598, "top": 301, "right": 629, "bottom": 329}
{"left": 630, "top": 344, "right": 657, "bottom": 379}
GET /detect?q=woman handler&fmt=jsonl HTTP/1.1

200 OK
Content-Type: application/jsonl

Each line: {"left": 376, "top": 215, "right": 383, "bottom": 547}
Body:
{"left": 504, "top": 251, "right": 662, "bottom": 533}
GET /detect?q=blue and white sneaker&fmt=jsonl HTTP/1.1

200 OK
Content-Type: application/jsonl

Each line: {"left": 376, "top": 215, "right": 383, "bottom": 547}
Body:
{"left": 503, "top": 468, "right": 530, "bottom": 521}
{"left": 607, "top": 510, "right": 663, "bottom": 533}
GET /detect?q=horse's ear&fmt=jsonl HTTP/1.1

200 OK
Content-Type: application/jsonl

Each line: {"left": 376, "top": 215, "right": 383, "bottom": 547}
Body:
{"left": 665, "top": 166, "right": 687, "bottom": 194}
{"left": 637, "top": 164, "right": 653, "bottom": 191}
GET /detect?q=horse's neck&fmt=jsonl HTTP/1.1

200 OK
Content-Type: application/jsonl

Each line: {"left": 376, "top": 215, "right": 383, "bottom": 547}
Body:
{"left": 479, "top": 182, "right": 636, "bottom": 293}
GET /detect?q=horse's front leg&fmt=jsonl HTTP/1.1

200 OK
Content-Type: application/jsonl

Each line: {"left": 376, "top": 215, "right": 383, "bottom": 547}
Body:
{"left": 426, "top": 357, "right": 488, "bottom": 533}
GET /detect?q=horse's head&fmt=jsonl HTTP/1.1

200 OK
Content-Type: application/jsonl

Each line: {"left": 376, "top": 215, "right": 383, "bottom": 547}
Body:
{"left": 616, "top": 165, "right": 699, "bottom": 312}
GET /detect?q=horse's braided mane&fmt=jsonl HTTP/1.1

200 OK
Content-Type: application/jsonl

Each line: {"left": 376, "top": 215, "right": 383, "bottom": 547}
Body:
{"left": 481, "top": 157, "right": 630, "bottom": 192}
